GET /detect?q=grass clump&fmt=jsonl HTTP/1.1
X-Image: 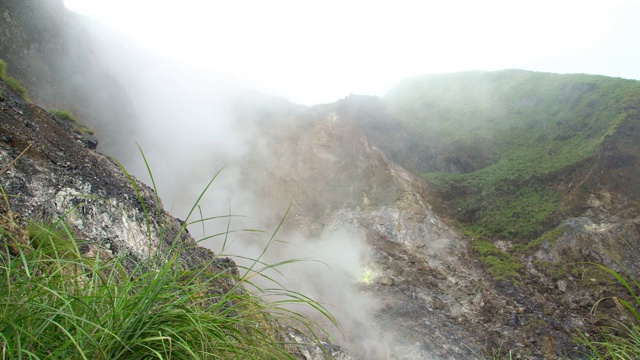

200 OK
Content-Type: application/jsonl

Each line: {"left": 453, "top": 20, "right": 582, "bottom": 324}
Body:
{"left": 471, "top": 239, "right": 521, "bottom": 282}
{"left": 582, "top": 264, "right": 640, "bottom": 359}
{"left": 74, "top": 125, "right": 96, "bottom": 136}
{"left": 0, "top": 151, "right": 338, "bottom": 359}
{"left": 518, "top": 224, "right": 568, "bottom": 253}
{"left": 1, "top": 220, "right": 306, "bottom": 359}
{"left": 51, "top": 109, "right": 79, "bottom": 123}
{"left": 0, "top": 59, "right": 30, "bottom": 102}
{"left": 51, "top": 109, "right": 95, "bottom": 136}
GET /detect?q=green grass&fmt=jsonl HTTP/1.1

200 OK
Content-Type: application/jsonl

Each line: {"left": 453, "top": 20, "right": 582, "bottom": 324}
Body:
{"left": 386, "top": 71, "right": 640, "bottom": 280}
{"left": 470, "top": 239, "right": 521, "bottom": 281}
{"left": 582, "top": 264, "right": 640, "bottom": 359}
{"left": 74, "top": 125, "right": 96, "bottom": 136}
{"left": 51, "top": 109, "right": 79, "bottom": 123}
{"left": 516, "top": 224, "right": 569, "bottom": 253}
{"left": 50, "top": 109, "right": 96, "bottom": 135}
{"left": 0, "top": 150, "right": 338, "bottom": 359}
{"left": 0, "top": 59, "right": 30, "bottom": 102}
{"left": 0, "top": 220, "right": 305, "bottom": 359}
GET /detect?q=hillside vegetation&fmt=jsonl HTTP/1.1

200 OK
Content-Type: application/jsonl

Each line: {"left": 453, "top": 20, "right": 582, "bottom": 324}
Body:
{"left": 385, "top": 70, "right": 640, "bottom": 242}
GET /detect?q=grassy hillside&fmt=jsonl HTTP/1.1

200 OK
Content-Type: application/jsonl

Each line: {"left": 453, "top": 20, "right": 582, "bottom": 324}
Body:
{"left": 385, "top": 70, "right": 640, "bottom": 242}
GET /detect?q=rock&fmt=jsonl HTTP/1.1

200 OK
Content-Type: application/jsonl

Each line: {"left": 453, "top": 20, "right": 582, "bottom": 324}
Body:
{"left": 378, "top": 276, "right": 394, "bottom": 286}
{"left": 0, "top": 76, "right": 239, "bottom": 290}
{"left": 557, "top": 280, "right": 568, "bottom": 293}
{"left": 287, "top": 333, "right": 355, "bottom": 360}
{"left": 81, "top": 134, "right": 99, "bottom": 150}
{"left": 432, "top": 297, "right": 446, "bottom": 310}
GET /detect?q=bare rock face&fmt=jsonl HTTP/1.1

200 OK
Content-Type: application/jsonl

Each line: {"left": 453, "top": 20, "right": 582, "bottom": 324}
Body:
{"left": 236, "top": 100, "right": 570, "bottom": 359}
{"left": 532, "top": 217, "right": 640, "bottom": 275}
{"left": 288, "top": 333, "right": 355, "bottom": 360}
{"left": 0, "top": 77, "right": 232, "bottom": 279}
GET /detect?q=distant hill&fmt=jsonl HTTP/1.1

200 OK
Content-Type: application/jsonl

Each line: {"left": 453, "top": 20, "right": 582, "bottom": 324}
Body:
{"left": 384, "top": 70, "right": 640, "bottom": 243}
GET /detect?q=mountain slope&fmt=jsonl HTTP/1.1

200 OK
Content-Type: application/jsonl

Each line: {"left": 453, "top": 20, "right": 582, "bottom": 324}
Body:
{"left": 232, "top": 95, "right": 595, "bottom": 359}
{"left": 385, "top": 70, "right": 640, "bottom": 242}
{"left": 230, "top": 71, "right": 640, "bottom": 358}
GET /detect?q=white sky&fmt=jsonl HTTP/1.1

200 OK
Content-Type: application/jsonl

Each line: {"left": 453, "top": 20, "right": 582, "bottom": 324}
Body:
{"left": 64, "top": 0, "right": 640, "bottom": 105}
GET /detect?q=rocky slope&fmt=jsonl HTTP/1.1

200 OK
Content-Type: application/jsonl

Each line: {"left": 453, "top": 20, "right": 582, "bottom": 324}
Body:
{"left": 381, "top": 71, "right": 640, "bottom": 313}
{"left": 229, "top": 83, "right": 639, "bottom": 358}
{"left": 0, "top": 70, "right": 238, "bottom": 293}
{"left": 233, "top": 96, "right": 603, "bottom": 359}
{"left": 0, "top": 0, "right": 140, "bottom": 162}
{"left": 0, "top": 66, "right": 353, "bottom": 360}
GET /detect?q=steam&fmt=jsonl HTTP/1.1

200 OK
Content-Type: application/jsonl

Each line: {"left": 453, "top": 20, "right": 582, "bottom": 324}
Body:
{"left": 55, "top": 8, "right": 396, "bottom": 359}
{"left": 217, "top": 225, "right": 391, "bottom": 359}
{"left": 50, "top": 1, "right": 640, "bottom": 359}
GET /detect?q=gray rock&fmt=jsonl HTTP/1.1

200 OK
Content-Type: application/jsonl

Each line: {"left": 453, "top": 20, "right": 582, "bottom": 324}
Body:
{"left": 288, "top": 333, "right": 355, "bottom": 360}
{"left": 557, "top": 280, "right": 568, "bottom": 293}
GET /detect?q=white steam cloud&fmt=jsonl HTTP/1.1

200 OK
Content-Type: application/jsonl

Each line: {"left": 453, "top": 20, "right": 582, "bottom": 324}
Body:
{"left": 60, "top": 1, "right": 640, "bottom": 358}
{"left": 70, "top": 11, "right": 395, "bottom": 360}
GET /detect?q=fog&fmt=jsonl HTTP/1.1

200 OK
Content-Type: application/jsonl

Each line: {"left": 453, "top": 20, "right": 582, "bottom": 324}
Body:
{"left": 54, "top": 1, "right": 640, "bottom": 358}
{"left": 65, "top": 11, "right": 397, "bottom": 359}
{"left": 64, "top": 0, "right": 640, "bottom": 105}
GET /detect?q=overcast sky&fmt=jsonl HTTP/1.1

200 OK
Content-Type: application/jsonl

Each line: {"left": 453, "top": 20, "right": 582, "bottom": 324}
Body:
{"left": 64, "top": 0, "right": 640, "bottom": 105}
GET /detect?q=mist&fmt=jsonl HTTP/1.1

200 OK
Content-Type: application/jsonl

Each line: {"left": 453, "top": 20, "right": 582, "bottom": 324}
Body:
{"left": 222, "top": 226, "right": 391, "bottom": 359}
{"left": 51, "top": 1, "right": 640, "bottom": 358}
{"left": 57, "top": 8, "right": 401, "bottom": 360}
{"left": 63, "top": 0, "right": 640, "bottom": 105}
